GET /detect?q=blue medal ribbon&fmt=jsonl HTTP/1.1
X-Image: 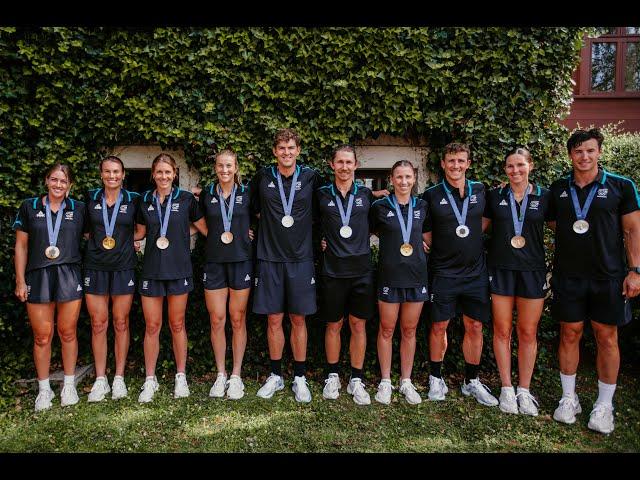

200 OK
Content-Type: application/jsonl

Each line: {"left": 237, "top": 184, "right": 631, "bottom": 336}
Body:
{"left": 332, "top": 183, "right": 355, "bottom": 228}
{"left": 508, "top": 185, "right": 531, "bottom": 237}
{"left": 154, "top": 188, "right": 173, "bottom": 238}
{"left": 101, "top": 190, "right": 123, "bottom": 239}
{"left": 218, "top": 184, "right": 237, "bottom": 233}
{"left": 569, "top": 178, "right": 598, "bottom": 222}
{"left": 442, "top": 180, "right": 470, "bottom": 228}
{"left": 275, "top": 166, "right": 300, "bottom": 218}
{"left": 45, "top": 196, "right": 66, "bottom": 248}
{"left": 391, "top": 194, "right": 413, "bottom": 245}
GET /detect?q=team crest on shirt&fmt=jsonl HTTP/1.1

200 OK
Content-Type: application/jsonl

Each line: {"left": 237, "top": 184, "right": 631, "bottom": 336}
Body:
{"left": 255, "top": 278, "right": 259, "bottom": 286}
{"left": 142, "top": 281, "right": 149, "bottom": 290}
{"left": 382, "top": 287, "right": 389, "bottom": 295}
{"left": 386, "top": 211, "right": 395, "bottom": 217}
{"left": 203, "top": 273, "right": 207, "bottom": 281}
{"left": 65, "top": 212, "right": 74, "bottom": 220}
{"left": 499, "top": 199, "right": 508, "bottom": 206}
{"left": 355, "top": 198, "right": 363, "bottom": 207}
{"left": 414, "top": 211, "right": 421, "bottom": 219}
{"left": 470, "top": 195, "right": 477, "bottom": 204}
{"left": 295, "top": 181, "right": 302, "bottom": 191}
{"left": 171, "top": 204, "right": 180, "bottom": 212}
{"left": 529, "top": 201, "right": 539, "bottom": 210}
{"left": 560, "top": 191, "right": 568, "bottom": 198}
{"left": 328, "top": 200, "right": 335, "bottom": 207}
{"left": 94, "top": 204, "right": 102, "bottom": 210}
{"left": 439, "top": 198, "right": 448, "bottom": 205}
{"left": 597, "top": 188, "right": 608, "bottom": 198}
{"left": 84, "top": 277, "right": 90, "bottom": 286}
{"left": 268, "top": 181, "right": 275, "bottom": 188}
{"left": 27, "top": 285, "right": 31, "bottom": 293}
{"left": 211, "top": 197, "right": 218, "bottom": 203}
{"left": 36, "top": 211, "right": 45, "bottom": 218}
{"left": 119, "top": 205, "right": 128, "bottom": 214}
{"left": 148, "top": 205, "right": 155, "bottom": 211}
{"left": 236, "top": 196, "right": 243, "bottom": 204}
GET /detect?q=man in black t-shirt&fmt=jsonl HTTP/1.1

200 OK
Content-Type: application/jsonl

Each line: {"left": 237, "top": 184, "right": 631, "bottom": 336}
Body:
{"left": 548, "top": 128, "right": 640, "bottom": 434}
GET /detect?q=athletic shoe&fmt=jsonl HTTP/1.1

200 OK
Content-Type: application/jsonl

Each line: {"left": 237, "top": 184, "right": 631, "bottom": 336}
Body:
{"left": 256, "top": 374, "right": 284, "bottom": 399}
{"left": 209, "top": 373, "right": 227, "bottom": 398}
{"left": 516, "top": 390, "right": 539, "bottom": 416}
{"left": 111, "top": 376, "right": 128, "bottom": 400}
{"left": 138, "top": 377, "right": 159, "bottom": 404}
{"left": 174, "top": 373, "right": 190, "bottom": 399}
{"left": 588, "top": 403, "right": 614, "bottom": 434}
{"left": 347, "top": 378, "right": 371, "bottom": 405}
{"left": 292, "top": 376, "right": 312, "bottom": 403}
{"left": 427, "top": 375, "right": 448, "bottom": 401}
{"left": 35, "top": 389, "right": 55, "bottom": 412}
{"left": 461, "top": 378, "right": 499, "bottom": 407}
{"left": 87, "top": 377, "right": 111, "bottom": 403}
{"left": 499, "top": 386, "right": 518, "bottom": 414}
{"left": 226, "top": 375, "right": 245, "bottom": 400}
{"left": 375, "top": 380, "right": 393, "bottom": 405}
{"left": 60, "top": 384, "right": 79, "bottom": 407}
{"left": 553, "top": 394, "right": 582, "bottom": 424}
{"left": 399, "top": 379, "right": 422, "bottom": 405}
{"left": 322, "top": 373, "right": 341, "bottom": 400}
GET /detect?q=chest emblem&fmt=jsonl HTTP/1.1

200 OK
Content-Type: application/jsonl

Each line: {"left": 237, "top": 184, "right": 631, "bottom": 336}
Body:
{"left": 328, "top": 200, "right": 335, "bottom": 207}
{"left": 268, "top": 181, "right": 275, "bottom": 188}
{"left": 529, "top": 200, "right": 539, "bottom": 210}
{"left": 36, "top": 211, "right": 45, "bottom": 218}
{"left": 355, "top": 198, "right": 363, "bottom": 207}
{"left": 148, "top": 205, "right": 154, "bottom": 211}
{"left": 386, "top": 211, "right": 395, "bottom": 217}
{"left": 65, "top": 211, "right": 74, "bottom": 220}
{"left": 597, "top": 188, "right": 608, "bottom": 198}
{"left": 211, "top": 197, "right": 218, "bottom": 203}
{"left": 171, "top": 204, "right": 180, "bottom": 212}
{"left": 295, "top": 181, "right": 302, "bottom": 191}
{"left": 119, "top": 205, "right": 127, "bottom": 214}
{"left": 470, "top": 195, "right": 477, "bottom": 204}
{"left": 439, "top": 198, "right": 448, "bottom": 205}
{"left": 499, "top": 199, "right": 508, "bottom": 206}
{"left": 94, "top": 204, "right": 102, "bottom": 210}
{"left": 560, "top": 191, "right": 568, "bottom": 198}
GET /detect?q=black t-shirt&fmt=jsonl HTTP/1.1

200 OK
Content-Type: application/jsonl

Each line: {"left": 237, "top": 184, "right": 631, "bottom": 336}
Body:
{"left": 548, "top": 168, "right": 640, "bottom": 279}
{"left": 136, "top": 188, "right": 203, "bottom": 280}
{"left": 422, "top": 179, "right": 486, "bottom": 277}
{"left": 83, "top": 188, "right": 140, "bottom": 271}
{"left": 484, "top": 185, "right": 551, "bottom": 271}
{"left": 316, "top": 181, "right": 374, "bottom": 278}
{"left": 200, "top": 183, "right": 253, "bottom": 263}
{"left": 13, "top": 196, "right": 86, "bottom": 273}
{"left": 369, "top": 195, "right": 429, "bottom": 288}
{"left": 250, "top": 164, "right": 324, "bottom": 262}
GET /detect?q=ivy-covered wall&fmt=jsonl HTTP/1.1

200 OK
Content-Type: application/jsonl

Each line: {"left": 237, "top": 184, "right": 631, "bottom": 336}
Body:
{"left": 0, "top": 27, "right": 587, "bottom": 398}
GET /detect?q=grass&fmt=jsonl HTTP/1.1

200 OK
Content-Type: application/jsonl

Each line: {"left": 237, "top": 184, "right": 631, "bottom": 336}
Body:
{"left": 1, "top": 366, "right": 639, "bottom": 453}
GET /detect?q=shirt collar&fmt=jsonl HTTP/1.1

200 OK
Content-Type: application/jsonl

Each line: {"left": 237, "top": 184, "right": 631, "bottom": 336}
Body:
{"left": 569, "top": 167, "right": 605, "bottom": 187}
{"left": 442, "top": 178, "right": 471, "bottom": 198}
{"left": 330, "top": 181, "right": 358, "bottom": 198}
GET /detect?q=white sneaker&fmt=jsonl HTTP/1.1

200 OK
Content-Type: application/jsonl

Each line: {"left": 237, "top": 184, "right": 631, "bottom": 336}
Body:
{"left": 35, "top": 388, "right": 55, "bottom": 412}
{"left": 322, "top": 373, "right": 341, "bottom": 400}
{"left": 209, "top": 373, "right": 227, "bottom": 398}
{"left": 60, "top": 384, "right": 79, "bottom": 407}
{"left": 87, "top": 377, "right": 111, "bottom": 403}
{"left": 375, "top": 380, "right": 393, "bottom": 405}
{"left": 553, "top": 394, "right": 582, "bottom": 424}
{"left": 292, "top": 376, "right": 312, "bottom": 403}
{"left": 111, "top": 376, "right": 128, "bottom": 400}
{"left": 461, "top": 378, "right": 499, "bottom": 407}
{"left": 427, "top": 375, "right": 448, "bottom": 401}
{"left": 499, "top": 386, "right": 518, "bottom": 414}
{"left": 226, "top": 375, "right": 245, "bottom": 400}
{"left": 516, "top": 390, "right": 539, "bottom": 416}
{"left": 256, "top": 374, "right": 284, "bottom": 399}
{"left": 174, "top": 373, "right": 190, "bottom": 399}
{"left": 347, "top": 378, "right": 371, "bottom": 405}
{"left": 399, "top": 379, "right": 422, "bottom": 405}
{"left": 138, "top": 377, "right": 159, "bottom": 404}
{"left": 588, "top": 403, "right": 614, "bottom": 434}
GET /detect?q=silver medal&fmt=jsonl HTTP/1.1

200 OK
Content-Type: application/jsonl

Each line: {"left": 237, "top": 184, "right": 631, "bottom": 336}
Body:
{"left": 573, "top": 219, "right": 589, "bottom": 234}
{"left": 281, "top": 215, "right": 294, "bottom": 228}
{"left": 456, "top": 225, "right": 469, "bottom": 238}
{"left": 339, "top": 225, "right": 352, "bottom": 238}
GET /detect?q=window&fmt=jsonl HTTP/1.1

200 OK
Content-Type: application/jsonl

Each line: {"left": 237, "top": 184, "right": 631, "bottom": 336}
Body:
{"left": 356, "top": 169, "right": 389, "bottom": 192}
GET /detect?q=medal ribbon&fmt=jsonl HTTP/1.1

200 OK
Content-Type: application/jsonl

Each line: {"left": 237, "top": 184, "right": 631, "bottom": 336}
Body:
{"left": 508, "top": 185, "right": 531, "bottom": 238}
{"left": 569, "top": 179, "right": 598, "bottom": 222}
{"left": 391, "top": 194, "right": 413, "bottom": 245}
{"left": 45, "top": 196, "right": 66, "bottom": 248}
{"left": 154, "top": 188, "right": 173, "bottom": 239}
{"left": 217, "top": 184, "right": 237, "bottom": 233}
{"left": 442, "top": 181, "right": 470, "bottom": 228}
{"left": 101, "top": 190, "right": 123, "bottom": 239}
{"left": 332, "top": 184, "right": 355, "bottom": 228}
{"left": 275, "top": 165, "right": 300, "bottom": 219}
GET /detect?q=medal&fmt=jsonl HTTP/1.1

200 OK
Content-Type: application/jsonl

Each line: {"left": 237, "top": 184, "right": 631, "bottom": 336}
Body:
{"left": 339, "top": 225, "right": 352, "bottom": 238}
{"left": 443, "top": 181, "right": 471, "bottom": 240}
{"left": 510, "top": 235, "right": 526, "bottom": 249}
{"left": 573, "top": 219, "right": 589, "bottom": 234}
{"left": 44, "top": 196, "right": 65, "bottom": 261}
{"left": 101, "top": 190, "right": 122, "bottom": 251}
{"left": 275, "top": 165, "right": 300, "bottom": 230}
{"left": 221, "top": 231, "right": 234, "bottom": 244}
{"left": 281, "top": 215, "right": 294, "bottom": 228}
{"left": 569, "top": 178, "right": 598, "bottom": 236}
{"left": 456, "top": 225, "right": 470, "bottom": 238}
{"left": 102, "top": 236, "right": 116, "bottom": 249}
{"left": 156, "top": 236, "right": 170, "bottom": 249}
{"left": 400, "top": 243, "right": 413, "bottom": 256}
{"left": 334, "top": 184, "right": 356, "bottom": 241}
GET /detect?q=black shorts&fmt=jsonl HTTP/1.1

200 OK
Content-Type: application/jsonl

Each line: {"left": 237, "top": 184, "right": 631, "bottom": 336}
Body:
{"left": 203, "top": 260, "right": 253, "bottom": 291}
{"left": 83, "top": 269, "right": 136, "bottom": 296}
{"left": 139, "top": 277, "right": 194, "bottom": 297}
{"left": 319, "top": 273, "right": 376, "bottom": 322}
{"left": 551, "top": 274, "right": 631, "bottom": 326}
{"left": 430, "top": 273, "right": 490, "bottom": 323}
{"left": 378, "top": 285, "right": 428, "bottom": 303}
{"left": 26, "top": 264, "right": 83, "bottom": 304}
{"left": 252, "top": 260, "right": 317, "bottom": 315}
{"left": 488, "top": 267, "right": 547, "bottom": 299}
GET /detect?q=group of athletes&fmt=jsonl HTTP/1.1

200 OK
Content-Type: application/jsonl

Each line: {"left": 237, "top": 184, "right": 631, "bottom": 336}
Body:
{"left": 12, "top": 127, "right": 640, "bottom": 435}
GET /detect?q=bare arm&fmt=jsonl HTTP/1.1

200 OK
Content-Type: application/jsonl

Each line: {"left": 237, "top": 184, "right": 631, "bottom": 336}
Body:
{"left": 622, "top": 211, "right": 640, "bottom": 298}
{"left": 482, "top": 217, "right": 491, "bottom": 233}
{"left": 14, "top": 231, "right": 29, "bottom": 302}
{"left": 422, "top": 232, "right": 430, "bottom": 253}
{"left": 192, "top": 217, "right": 208, "bottom": 237}
{"left": 134, "top": 223, "right": 146, "bottom": 241}
{"left": 547, "top": 221, "right": 556, "bottom": 232}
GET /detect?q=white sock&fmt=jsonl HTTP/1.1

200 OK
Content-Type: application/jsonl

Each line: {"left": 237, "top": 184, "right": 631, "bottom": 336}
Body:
{"left": 502, "top": 386, "right": 515, "bottom": 393}
{"left": 38, "top": 378, "right": 51, "bottom": 392}
{"left": 380, "top": 378, "right": 391, "bottom": 384}
{"left": 595, "top": 380, "right": 616, "bottom": 407}
{"left": 114, "top": 375, "right": 124, "bottom": 381}
{"left": 95, "top": 376, "right": 106, "bottom": 382}
{"left": 516, "top": 386, "right": 530, "bottom": 395}
{"left": 63, "top": 375, "right": 75, "bottom": 386}
{"left": 145, "top": 375, "right": 156, "bottom": 382}
{"left": 560, "top": 372, "right": 576, "bottom": 398}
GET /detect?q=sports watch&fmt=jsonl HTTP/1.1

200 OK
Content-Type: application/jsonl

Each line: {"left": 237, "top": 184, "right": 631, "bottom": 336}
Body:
{"left": 628, "top": 266, "right": 640, "bottom": 274}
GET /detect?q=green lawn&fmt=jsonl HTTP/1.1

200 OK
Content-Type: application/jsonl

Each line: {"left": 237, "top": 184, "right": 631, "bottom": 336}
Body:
{"left": 1, "top": 368, "right": 638, "bottom": 453}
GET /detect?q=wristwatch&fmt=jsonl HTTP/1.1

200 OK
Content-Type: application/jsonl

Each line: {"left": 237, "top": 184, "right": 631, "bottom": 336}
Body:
{"left": 629, "top": 267, "right": 640, "bottom": 274}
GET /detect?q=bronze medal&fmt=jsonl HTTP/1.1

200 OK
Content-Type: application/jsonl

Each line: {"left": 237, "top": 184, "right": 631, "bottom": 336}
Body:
{"left": 45, "top": 246, "right": 60, "bottom": 259}
{"left": 510, "top": 235, "right": 526, "bottom": 249}
{"left": 221, "top": 231, "right": 234, "bottom": 244}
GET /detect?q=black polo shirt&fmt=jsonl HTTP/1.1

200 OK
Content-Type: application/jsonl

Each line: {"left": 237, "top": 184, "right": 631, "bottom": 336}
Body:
{"left": 316, "top": 181, "right": 374, "bottom": 278}
{"left": 13, "top": 196, "right": 86, "bottom": 273}
{"left": 369, "top": 195, "right": 429, "bottom": 288}
{"left": 84, "top": 188, "right": 140, "bottom": 271}
{"left": 422, "top": 179, "right": 486, "bottom": 277}
{"left": 136, "top": 188, "right": 203, "bottom": 280}
{"left": 200, "top": 183, "right": 253, "bottom": 263}
{"left": 249, "top": 164, "right": 324, "bottom": 262}
{"left": 484, "top": 185, "right": 551, "bottom": 271}
{"left": 548, "top": 168, "right": 640, "bottom": 279}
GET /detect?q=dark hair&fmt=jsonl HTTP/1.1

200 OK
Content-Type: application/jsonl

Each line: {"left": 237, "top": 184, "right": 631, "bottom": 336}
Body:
{"left": 329, "top": 144, "right": 357, "bottom": 163}
{"left": 151, "top": 153, "right": 177, "bottom": 184}
{"left": 567, "top": 128, "right": 604, "bottom": 153}
{"left": 100, "top": 155, "right": 125, "bottom": 172}
{"left": 273, "top": 128, "right": 301, "bottom": 148}
{"left": 214, "top": 148, "right": 242, "bottom": 186}
{"left": 45, "top": 163, "right": 73, "bottom": 185}
{"left": 504, "top": 147, "right": 532, "bottom": 164}
{"left": 443, "top": 142, "right": 471, "bottom": 160}
{"left": 390, "top": 159, "right": 416, "bottom": 177}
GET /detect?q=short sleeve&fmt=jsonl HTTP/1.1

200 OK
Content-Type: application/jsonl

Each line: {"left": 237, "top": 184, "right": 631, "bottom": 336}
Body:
{"left": 12, "top": 200, "right": 30, "bottom": 232}
{"left": 312, "top": 170, "right": 326, "bottom": 190}
{"left": 189, "top": 193, "right": 204, "bottom": 222}
{"left": 422, "top": 191, "right": 433, "bottom": 233}
{"left": 136, "top": 199, "right": 147, "bottom": 225}
{"left": 546, "top": 190, "right": 557, "bottom": 222}
{"left": 249, "top": 170, "right": 262, "bottom": 216}
{"left": 483, "top": 191, "right": 494, "bottom": 220}
{"left": 620, "top": 179, "right": 640, "bottom": 216}
{"left": 368, "top": 203, "right": 379, "bottom": 233}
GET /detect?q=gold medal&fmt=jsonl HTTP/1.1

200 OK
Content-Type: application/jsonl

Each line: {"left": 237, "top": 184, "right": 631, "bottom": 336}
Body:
{"left": 400, "top": 243, "right": 413, "bottom": 257}
{"left": 156, "top": 236, "right": 170, "bottom": 249}
{"left": 221, "top": 231, "right": 234, "bottom": 244}
{"left": 510, "top": 235, "right": 526, "bottom": 249}
{"left": 573, "top": 219, "right": 589, "bottom": 234}
{"left": 45, "top": 246, "right": 60, "bottom": 259}
{"left": 102, "top": 236, "right": 116, "bottom": 250}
